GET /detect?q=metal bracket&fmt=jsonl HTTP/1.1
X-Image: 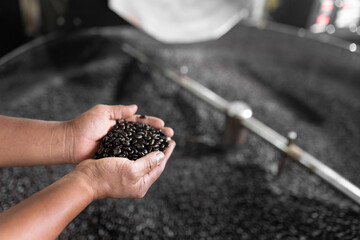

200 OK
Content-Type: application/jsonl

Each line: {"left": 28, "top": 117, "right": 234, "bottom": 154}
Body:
{"left": 278, "top": 131, "right": 297, "bottom": 176}
{"left": 224, "top": 101, "right": 252, "bottom": 147}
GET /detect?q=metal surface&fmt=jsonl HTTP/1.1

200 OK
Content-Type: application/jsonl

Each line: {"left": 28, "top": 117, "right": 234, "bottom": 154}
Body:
{"left": 122, "top": 42, "right": 360, "bottom": 205}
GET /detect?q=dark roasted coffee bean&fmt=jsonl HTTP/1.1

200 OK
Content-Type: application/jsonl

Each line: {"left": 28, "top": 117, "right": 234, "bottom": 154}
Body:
{"left": 113, "top": 146, "right": 122, "bottom": 155}
{"left": 135, "top": 143, "right": 145, "bottom": 149}
{"left": 98, "top": 146, "right": 104, "bottom": 153}
{"left": 135, "top": 134, "right": 143, "bottom": 139}
{"left": 94, "top": 120, "right": 170, "bottom": 160}
{"left": 140, "top": 115, "right": 146, "bottom": 119}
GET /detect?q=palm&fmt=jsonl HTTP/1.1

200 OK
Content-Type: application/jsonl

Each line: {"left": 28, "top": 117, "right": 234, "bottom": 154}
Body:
{"left": 68, "top": 105, "right": 173, "bottom": 163}
{"left": 73, "top": 111, "right": 113, "bottom": 162}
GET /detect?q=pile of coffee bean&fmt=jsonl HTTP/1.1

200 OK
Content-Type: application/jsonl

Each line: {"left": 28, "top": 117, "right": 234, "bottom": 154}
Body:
{"left": 94, "top": 119, "right": 169, "bottom": 160}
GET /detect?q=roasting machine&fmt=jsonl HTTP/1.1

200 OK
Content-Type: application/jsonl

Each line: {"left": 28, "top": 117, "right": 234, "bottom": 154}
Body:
{"left": 121, "top": 42, "right": 360, "bottom": 205}
{"left": 1, "top": 20, "right": 360, "bottom": 238}
{"left": 2, "top": 28, "right": 359, "bottom": 205}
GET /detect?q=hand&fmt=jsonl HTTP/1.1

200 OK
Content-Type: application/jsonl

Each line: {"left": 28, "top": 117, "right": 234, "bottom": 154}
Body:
{"left": 74, "top": 140, "right": 176, "bottom": 199}
{"left": 64, "top": 104, "right": 174, "bottom": 163}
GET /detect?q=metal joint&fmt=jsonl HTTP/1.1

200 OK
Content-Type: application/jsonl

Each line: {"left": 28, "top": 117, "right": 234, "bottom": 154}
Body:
{"left": 278, "top": 131, "right": 298, "bottom": 176}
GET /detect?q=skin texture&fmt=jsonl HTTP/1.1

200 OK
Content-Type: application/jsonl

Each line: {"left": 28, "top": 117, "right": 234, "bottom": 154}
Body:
{"left": 0, "top": 104, "right": 175, "bottom": 239}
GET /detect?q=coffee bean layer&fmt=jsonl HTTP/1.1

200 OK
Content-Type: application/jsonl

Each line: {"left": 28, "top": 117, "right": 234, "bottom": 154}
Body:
{"left": 94, "top": 120, "right": 169, "bottom": 160}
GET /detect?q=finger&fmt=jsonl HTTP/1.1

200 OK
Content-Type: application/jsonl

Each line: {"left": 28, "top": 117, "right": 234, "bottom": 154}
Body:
{"left": 160, "top": 140, "right": 175, "bottom": 168}
{"left": 161, "top": 127, "right": 174, "bottom": 138}
{"left": 131, "top": 151, "right": 166, "bottom": 179}
{"left": 105, "top": 104, "right": 138, "bottom": 120}
{"left": 142, "top": 140, "right": 176, "bottom": 187}
{"left": 126, "top": 115, "right": 165, "bottom": 129}
{"left": 138, "top": 116, "right": 165, "bottom": 129}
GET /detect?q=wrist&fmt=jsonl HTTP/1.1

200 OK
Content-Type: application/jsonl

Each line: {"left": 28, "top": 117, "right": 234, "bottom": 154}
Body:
{"left": 72, "top": 160, "right": 103, "bottom": 200}
{"left": 50, "top": 121, "right": 75, "bottom": 164}
{"left": 69, "top": 162, "right": 98, "bottom": 201}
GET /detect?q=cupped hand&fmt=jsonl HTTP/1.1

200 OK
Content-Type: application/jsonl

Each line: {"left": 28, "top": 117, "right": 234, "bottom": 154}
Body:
{"left": 65, "top": 104, "right": 174, "bottom": 163}
{"left": 74, "top": 140, "right": 176, "bottom": 199}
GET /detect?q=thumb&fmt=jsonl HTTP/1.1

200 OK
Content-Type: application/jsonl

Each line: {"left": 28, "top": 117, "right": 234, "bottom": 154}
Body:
{"left": 132, "top": 151, "right": 165, "bottom": 178}
{"left": 108, "top": 104, "right": 138, "bottom": 120}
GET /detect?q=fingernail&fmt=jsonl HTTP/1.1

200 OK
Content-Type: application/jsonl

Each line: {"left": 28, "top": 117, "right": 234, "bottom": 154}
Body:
{"left": 166, "top": 137, "right": 171, "bottom": 141}
{"left": 155, "top": 152, "right": 165, "bottom": 166}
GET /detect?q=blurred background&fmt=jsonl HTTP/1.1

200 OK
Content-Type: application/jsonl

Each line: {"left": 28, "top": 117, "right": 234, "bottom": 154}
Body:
{"left": 2, "top": 0, "right": 360, "bottom": 56}
{"left": 1, "top": 0, "right": 360, "bottom": 239}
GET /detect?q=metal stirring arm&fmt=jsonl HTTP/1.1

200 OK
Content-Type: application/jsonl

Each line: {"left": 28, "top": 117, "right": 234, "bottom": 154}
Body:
{"left": 122, "top": 43, "right": 360, "bottom": 205}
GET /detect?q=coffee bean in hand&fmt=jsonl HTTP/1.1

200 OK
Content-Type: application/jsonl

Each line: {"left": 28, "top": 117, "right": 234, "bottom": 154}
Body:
{"left": 94, "top": 120, "right": 170, "bottom": 160}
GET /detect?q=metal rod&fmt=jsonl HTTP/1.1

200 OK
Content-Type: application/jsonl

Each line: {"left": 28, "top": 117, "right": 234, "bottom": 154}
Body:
{"left": 122, "top": 43, "right": 360, "bottom": 205}
{"left": 298, "top": 151, "right": 360, "bottom": 204}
